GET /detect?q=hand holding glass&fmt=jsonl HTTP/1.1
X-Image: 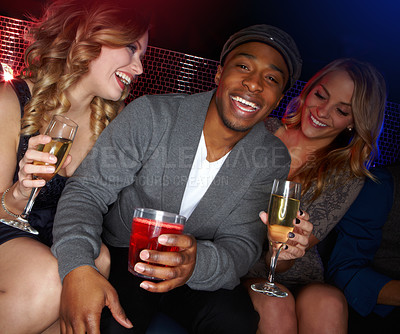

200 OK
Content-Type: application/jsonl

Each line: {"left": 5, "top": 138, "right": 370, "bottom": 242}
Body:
{"left": 251, "top": 179, "right": 301, "bottom": 297}
{"left": 0, "top": 115, "right": 78, "bottom": 234}
{"left": 128, "top": 208, "right": 186, "bottom": 280}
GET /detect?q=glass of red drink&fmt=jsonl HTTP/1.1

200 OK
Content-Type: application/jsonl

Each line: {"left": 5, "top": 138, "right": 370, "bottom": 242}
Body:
{"left": 128, "top": 208, "right": 186, "bottom": 280}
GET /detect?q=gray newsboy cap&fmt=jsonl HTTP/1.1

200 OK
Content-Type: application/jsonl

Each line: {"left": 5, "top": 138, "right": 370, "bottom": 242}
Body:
{"left": 220, "top": 24, "right": 302, "bottom": 90}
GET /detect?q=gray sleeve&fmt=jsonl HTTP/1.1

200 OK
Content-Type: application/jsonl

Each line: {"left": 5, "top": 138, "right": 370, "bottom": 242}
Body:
{"left": 305, "top": 176, "right": 365, "bottom": 241}
{"left": 51, "top": 97, "right": 156, "bottom": 281}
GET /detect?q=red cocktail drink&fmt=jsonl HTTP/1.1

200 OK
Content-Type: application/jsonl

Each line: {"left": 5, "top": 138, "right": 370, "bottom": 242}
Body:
{"left": 128, "top": 208, "right": 186, "bottom": 280}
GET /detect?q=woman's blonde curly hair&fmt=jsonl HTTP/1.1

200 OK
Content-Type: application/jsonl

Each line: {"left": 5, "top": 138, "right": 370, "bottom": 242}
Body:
{"left": 282, "top": 58, "right": 386, "bottom": 200}
{"left": 19, "top": 0, "right": 150, "bottom": 140}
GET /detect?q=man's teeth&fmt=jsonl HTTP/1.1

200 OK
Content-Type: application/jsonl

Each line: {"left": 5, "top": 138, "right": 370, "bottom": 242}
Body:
{"left": 310, "top": 114, "right": 327, "bottom": 127}
{"left": 116, "top": 71, "right": 131, "bottom": 85}
{"left": 232, "top": 96, "right": 258, "bottom": 111}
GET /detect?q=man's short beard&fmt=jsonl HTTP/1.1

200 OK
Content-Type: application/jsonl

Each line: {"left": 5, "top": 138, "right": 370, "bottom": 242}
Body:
{"left": 221, "top": 114, "right": 251, "bottom": 133}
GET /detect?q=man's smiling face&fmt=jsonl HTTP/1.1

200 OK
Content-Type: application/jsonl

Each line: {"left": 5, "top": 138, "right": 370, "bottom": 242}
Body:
{"left": 214, "top": 41, "right": 288, "bottom": 133}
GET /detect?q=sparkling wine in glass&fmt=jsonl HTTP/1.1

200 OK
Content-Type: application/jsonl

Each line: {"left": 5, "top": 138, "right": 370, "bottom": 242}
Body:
{"left": 251, "top": 179, "right": 301, "bottom": 297}
{"left": 0, "top": 115, "right": 78, "bottom": 234}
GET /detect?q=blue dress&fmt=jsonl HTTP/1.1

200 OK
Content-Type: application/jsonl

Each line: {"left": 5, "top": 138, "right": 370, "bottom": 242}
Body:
{"left": 327, "top": 167, "right": 395, "bottom": 317}
{"left": 0, "top": 78, "right": 67, "bottom": 246}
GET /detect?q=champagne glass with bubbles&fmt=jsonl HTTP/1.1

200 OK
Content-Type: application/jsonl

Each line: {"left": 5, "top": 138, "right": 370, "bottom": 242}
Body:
{"left": 0, "top": 115, "right": 78, "bottom": 234}
{"left": 251, "top": 179, "right": 301, "bottom": 297}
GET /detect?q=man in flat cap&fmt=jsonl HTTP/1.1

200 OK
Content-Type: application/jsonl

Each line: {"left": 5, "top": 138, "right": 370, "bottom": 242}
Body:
{"left": 52, "top": 24, "right": 305, "bottom": 333}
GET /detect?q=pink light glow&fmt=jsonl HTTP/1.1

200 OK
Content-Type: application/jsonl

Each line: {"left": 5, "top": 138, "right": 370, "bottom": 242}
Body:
{"left": 1, "top": 63, "right": 14, "bottom": 81}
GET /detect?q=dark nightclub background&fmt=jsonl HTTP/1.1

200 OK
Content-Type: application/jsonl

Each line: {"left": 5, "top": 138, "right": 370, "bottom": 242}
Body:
{"left": 2, "top": 0, "right": 400, "bottom": 103}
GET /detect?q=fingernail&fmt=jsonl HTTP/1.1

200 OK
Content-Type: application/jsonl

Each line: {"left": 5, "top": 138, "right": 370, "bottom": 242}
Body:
{"left": 259, "top": 211, "right": 264, "bottom": 217}
{"left": 125, "top": 318, "right": 133, "bottom": 328}
{"left": 134, "top": 263, "right": 145, "bottom": 272}
{"left": 140, "top": 282, "right": 149, "bottom": 290}
{"left": 49, "top": 155, "right": 57, "bottom": 162}
{"left": 288, "top": 232, "right": 295, "bottom": 238}
{"left": 158, "top": 235, "right": 168, "bottom": 244}
{"left": 140, "top": 250, "right": 150, "bottom": 260}
{"left": 299, "top": 210, "right": 304, "bottom": 216}
{"left": 295, "top": 218, "right": 301, "bottom": 224}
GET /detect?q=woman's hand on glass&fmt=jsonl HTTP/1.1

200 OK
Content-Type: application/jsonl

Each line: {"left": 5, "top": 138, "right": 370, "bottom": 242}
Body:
{"left": 16, "top": 134, "right": 71, "bottom": 197}
{"left": 260, "top": 210, "right": 313, "bottom": 261}
{"left": 281, "top": 212, "right": 313, "bottom": 260}
{"left": 278, "top": 210, "right": 312, "bottom": 261}
{"left": 2, "top": 115, "right": 77, "bottom": 235}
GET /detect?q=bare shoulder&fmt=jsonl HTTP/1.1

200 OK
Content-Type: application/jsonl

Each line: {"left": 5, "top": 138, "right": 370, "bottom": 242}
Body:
{"left": 0, "top": 80, "right": 25, "bottom": 188}
{"left": 274, "top": 126, "right": 286, "bottom": 138}
{"left": 0, "top": 80, "right": 23, "bottom": 122}
{"left": 0, "top": 80, "right": 22, "bottom": 142}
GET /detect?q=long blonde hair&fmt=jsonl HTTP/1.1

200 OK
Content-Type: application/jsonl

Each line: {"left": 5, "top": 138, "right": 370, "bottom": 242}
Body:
{"left": 20, "top": 0, "right": 150, "bottom": 139}
{"left": 282, "top": 58, "right": 386, "bottom": 200}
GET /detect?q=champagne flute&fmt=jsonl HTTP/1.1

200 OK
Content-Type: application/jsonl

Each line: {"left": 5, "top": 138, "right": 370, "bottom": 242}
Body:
{"left": 251, "top": 179, "right": 301, "bottom": 297}
{"left": 0, "top": 115, "right": 78, "bottom": 234}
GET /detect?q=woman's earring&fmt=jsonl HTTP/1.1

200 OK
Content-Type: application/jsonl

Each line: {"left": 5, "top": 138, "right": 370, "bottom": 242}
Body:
{"left": 347, "top": 126, "right": 353, "bottom": 131}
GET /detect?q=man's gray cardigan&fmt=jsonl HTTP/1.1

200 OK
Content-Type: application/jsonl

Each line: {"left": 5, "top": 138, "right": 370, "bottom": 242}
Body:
{"left": 52, "top": 89, "right": 290, "bottom": 291}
